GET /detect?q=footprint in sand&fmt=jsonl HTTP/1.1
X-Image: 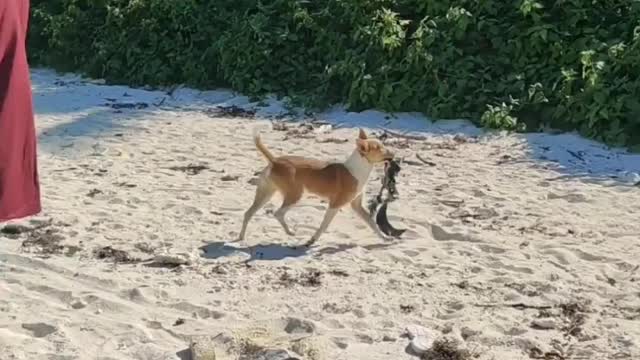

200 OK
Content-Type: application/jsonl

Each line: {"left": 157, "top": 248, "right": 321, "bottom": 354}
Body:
{"left": 570, "top": 248, "right": 613, "bottom": 262}
{"left": 402, "top": 250, "right": 420, "bottom": 257}
{"left": 332, "top": 337, "right": 349, "bottom": 349}
{"left": 540, "top": 248, "right": 573, "bottom": 266}
{"left": 430, "top": 224, "right": 482, "bottom": 243}
{"left": 541, "top": 246, "right": 612, "bottom": 264}
{"left": 21, "top": 323, "right": 57, "bottom": 338}
{"left": 26, "top": 284, "right": 74, "bottom": 303}
{"left": 283, "top": 317, "right": 316, "bottom": 334}
{"left": 182, "top": 206, "right": 204, "bottom": 216}
{"left": 476, "top": 244, "right": 507, "bottom": 254}
{"left": 487, "top": 261, "right": 534, "bottom": 274}
{"left": 547, "top": 192, "right": 588, "bottom": 203}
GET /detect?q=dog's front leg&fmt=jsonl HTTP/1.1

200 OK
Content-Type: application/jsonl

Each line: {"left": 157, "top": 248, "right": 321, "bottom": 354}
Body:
{"left": 351, "top": 194, "right": 392, "bottom": 241}
{"left": 306, "top": 207, "right": 339, "bottom": 246}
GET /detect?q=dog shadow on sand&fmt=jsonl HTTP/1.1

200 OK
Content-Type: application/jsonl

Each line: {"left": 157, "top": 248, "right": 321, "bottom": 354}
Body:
{"left": 199, "top": 240, "right": 397, "bottom": 264}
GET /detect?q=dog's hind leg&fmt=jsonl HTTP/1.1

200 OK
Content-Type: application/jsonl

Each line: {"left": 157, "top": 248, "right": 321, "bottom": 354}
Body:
{"left": 238, "top": 178, "right": 276, "bottom": 241}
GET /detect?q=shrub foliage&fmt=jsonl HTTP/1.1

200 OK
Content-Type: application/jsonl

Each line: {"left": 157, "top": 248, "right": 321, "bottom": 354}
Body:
{"left": 28, "top": 0, "right": 640, "bottom": 148}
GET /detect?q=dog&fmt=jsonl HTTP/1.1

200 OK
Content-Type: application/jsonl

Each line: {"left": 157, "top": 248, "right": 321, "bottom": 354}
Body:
{"left": 238, "top": 128, "right": 395, "bottom": 246}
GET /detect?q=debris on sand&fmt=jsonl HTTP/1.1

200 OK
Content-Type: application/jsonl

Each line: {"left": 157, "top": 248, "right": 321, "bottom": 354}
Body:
{"left": 14, "top": 220, "right": 81, "bottom": 257}
{"left": 327, "top": 269, "right": 349, "bottom": 277}
{"left": 239, "top": 345, "right": 299, "bottom": 360}
{"left": 421, "top": 338, "right": 474, "bottom": 360}
{"left": 205, "top": 105, "right": 256, "bottom": 118}
{"left": 530, "top": 318, "right": 558, "bottom": 330}
{"left": 274, "top": 120, "right": 334, "bottom": 140}
{"left": 104, "top": 100, "right": 149, "bottom": 110}
{"left": 169, "top": 164, "right": 209, "bottom": 175}
{"left": 300, "top": 270, "right": 323, "bottom": 287}
{"left": 283, "top": 123, "right": 315, "bottom": 139}
{"left": 439, "top": 199, "right": 465, "bottom": 208}
{"left": 21, "top": 227, "right": 66, "bottom": 255}
{"left": 416, "top": 153, "right": 437, "bottom": 166}
{"left": 220, "top": 174, "right": 240, "bottom": 182}
{"left": 1, "top": 224, "right": 31, "bottom": 238}
{"left": 87, "top": 189, "right": 103, "bottom": 198}
{"left": 404, "top": 324, "right": 436, "bottom": 355}
{"left": 400, "top": 304, "right": 416, "bottom": 314}
{"left": 279, "top": 269, "right": 323, "bottom": 288}
{"left": 316, "top": 137, "right": 348, "bottom": 144}
{"left": 93, "top": 246, "right": 139, "bottom": 264}
{"left": 448, "top": 207, "right": 498, "bottom": 221}
{"left": 114, "top": 181, "right": 137, "bottom": 188}
{"left": 147, "top": 253, "right": 192, "bottom": 268}
{"left": 134, "top": 242, "right": 156, "bottom": 254}
{"left": 272, "top": 121, "right": 290, "bottom": 131}
{"left": 528, "top": 347, "right": 566, "bottom": 360}
{"left": 559, "top": 301, "right": 589, "bottom": 338}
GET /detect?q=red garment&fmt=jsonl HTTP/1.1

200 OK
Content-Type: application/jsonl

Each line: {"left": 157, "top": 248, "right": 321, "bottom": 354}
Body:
{"left": 0, "top": 0, "right": 41, "bottom": 222}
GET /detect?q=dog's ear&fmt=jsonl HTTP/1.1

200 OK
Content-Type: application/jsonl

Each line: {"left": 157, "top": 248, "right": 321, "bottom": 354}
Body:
{"left": 356, "top": 138, "right": 369, "bottom": 153}
{"left": 358, "top": 128, "right": 367, "bottom": 140}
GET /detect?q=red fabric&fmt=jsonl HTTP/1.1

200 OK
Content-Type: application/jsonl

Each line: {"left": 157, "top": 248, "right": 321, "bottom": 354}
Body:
{"left": 0, "top": 0, "right": 41, "bottom": 222}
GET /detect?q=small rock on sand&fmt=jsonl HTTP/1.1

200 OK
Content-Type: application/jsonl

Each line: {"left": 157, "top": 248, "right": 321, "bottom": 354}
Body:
{"left": 460, "top": 326, "right": 480, "bottom": 340}
{"left": 71, "top": 300, "right": 87, "bottom": 309}
{"left": 332, "top": 337, "right": 349, "bottom": 349}
{"left": 284, "top": 317, "right": 315, "bottom": 334}
{"left": 152, "top": 253, "right": 192, "bottom": 266}
{"left": 382, "top": 335, "right": 396, "bottom": 342}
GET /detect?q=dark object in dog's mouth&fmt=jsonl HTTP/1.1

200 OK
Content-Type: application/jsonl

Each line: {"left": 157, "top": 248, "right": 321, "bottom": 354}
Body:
{"left": 368, "top": 159, "right": 407, "bottom": 238}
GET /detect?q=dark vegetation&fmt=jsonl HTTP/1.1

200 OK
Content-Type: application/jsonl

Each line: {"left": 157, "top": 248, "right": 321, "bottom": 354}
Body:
{"left": 28, "top": 0, "right": 640, "bottom": 148}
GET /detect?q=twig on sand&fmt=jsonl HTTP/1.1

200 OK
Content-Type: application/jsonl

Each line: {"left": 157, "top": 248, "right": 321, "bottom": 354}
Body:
{"left": 401, "top": 159, "right": 423, "bottom": 166}
{"left": 566, "top": 149, "right": 585, "bottom": 162}
{"left": 317, "top": 137, "right": 348, "bottom": 144}
{"left": 310, "top": 119, "right": 331, "bottom": 126}
{"left": 378, "top": 127, "right": 427, "bottom": 141}
{"left": 474, "top": 303, "right": 554, "bottom": 310}
{"left": 167, "top": 164, "right": 209, "bottom": 175}
{"left": 416, "top": 153, "right": 436, "bottom": 167}
{"left": 153, "top": 97, "right": 167, "bottom": 107}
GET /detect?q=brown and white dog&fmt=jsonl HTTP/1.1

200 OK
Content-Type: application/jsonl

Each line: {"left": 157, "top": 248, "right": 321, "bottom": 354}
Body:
{"left": 238, "top": 128, "right": 395, "bottom": 246}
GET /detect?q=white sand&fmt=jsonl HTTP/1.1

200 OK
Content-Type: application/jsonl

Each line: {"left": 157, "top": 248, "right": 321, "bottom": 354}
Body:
{"left": 1, "top": 69, "right": 640, "bottom": 360}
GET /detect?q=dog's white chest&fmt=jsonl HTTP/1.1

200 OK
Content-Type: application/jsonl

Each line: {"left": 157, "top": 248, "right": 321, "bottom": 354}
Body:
{"left": 344, "top": 151, "right": 373, "bottom": 195}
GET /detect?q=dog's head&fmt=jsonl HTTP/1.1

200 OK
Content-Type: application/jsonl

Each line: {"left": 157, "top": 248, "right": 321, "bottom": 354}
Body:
{"left": 356, "top": 129, "right": 394, "bottom": 163}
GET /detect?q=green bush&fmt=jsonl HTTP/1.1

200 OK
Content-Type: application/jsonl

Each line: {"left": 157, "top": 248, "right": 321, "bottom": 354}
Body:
{"left": 28, "top": 0, "right": 640, "bottom": 148}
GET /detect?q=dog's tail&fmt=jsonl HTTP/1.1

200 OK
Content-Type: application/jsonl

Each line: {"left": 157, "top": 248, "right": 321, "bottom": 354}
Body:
{"left": 253, "top": 128, "right": 276, "bottom": 164}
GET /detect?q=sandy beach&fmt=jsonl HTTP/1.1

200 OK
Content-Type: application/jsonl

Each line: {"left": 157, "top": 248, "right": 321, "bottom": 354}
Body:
{"left": 1, "top": 69, "right": 639, "bottom": 360}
